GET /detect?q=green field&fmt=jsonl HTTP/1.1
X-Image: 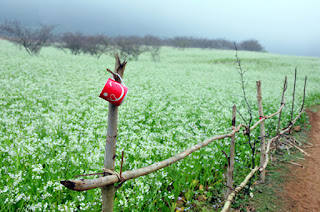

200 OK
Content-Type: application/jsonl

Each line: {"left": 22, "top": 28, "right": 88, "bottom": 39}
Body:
{"left": 0, "top": 40, "right": 319, "bottom": 211}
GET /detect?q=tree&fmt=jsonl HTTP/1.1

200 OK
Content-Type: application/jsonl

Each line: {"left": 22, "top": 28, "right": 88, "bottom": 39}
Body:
{"left": 58, "top": 32, "right": 84, "bottom": 55}
{"left": 141, "top": 35, "right": 162, "bottom": 61}
{"left": 112, "top": 36, "right": 143, "bottom": 61}
{"left": 239, "top": 40, "right": 264, "bottom": 52}
{"left": 57, "top": 33, "right": 110, "bottom": 58}
{"left": 170, "top": 36, "right": 190, "bottom": 50}
{"left": 0, "top": 20, "right": 55, "bottom": 55}
{"left": 81, "top": 35, "right": 109, "bottom": 58}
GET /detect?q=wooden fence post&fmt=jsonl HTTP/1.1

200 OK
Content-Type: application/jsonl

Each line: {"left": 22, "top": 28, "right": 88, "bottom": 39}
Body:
{"left": 276, "top": 76, "right": 287, "bottom": 149}
{"left": 290, "top": 67, "right": 297, "bottom": 123}
{"left": 226, "top": 105, "right": 236, "bottom": 198}
{"left": 256, "top": 81, "right": 266, "bottom": 183}
{"left": 300, "top": 76, "right": 307, "bottom": 112}
{"left": 101, "top": 54, "right": 127, "bottom": 212}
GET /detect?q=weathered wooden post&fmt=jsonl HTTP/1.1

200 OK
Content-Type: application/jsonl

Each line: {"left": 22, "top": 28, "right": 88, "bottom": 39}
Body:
{"left": 256, "top": 81, "right": 266, "bottom": 183}
{"left": 101, "top": 54, "right": 127, "bottom": 212}
{"left": 226, "top": 105, "right": 236, "bottom": 198}
{"left": 300, "top": 76, "right": 307, "bottom": 112}
{"left": 276, "top": 76, "right": 287, "bottom": 149}
{"left": 290, "top": 68, "right": 297, "bottom": 124}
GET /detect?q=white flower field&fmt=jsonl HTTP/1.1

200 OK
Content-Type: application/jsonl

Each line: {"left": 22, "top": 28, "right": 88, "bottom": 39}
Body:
{"left": 0, "top": 39, "right": 319, "bottom": 211}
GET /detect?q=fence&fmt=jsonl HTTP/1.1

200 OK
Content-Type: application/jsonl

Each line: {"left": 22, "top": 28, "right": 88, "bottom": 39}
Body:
{"left": 60, "top": 57, "right": 307, "bottom": 212}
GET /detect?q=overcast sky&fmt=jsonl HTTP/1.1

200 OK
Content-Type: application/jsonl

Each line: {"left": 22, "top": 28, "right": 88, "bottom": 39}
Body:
{"left": 1, "top": 0, "right": 319, "bottom": 57}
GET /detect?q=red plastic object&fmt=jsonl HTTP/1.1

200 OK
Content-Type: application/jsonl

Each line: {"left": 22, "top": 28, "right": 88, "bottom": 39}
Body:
{"left": 99, "top": 78, "right": 128, "bottom": 106}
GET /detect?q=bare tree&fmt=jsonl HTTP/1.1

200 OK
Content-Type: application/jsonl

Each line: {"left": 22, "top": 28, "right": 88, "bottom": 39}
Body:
{"left": 141, "top": 35, "right": 162, "bottom": 61}
{"left": 0, "top": 20, "right": 55, "bottom": 55}
{"left": 169, "top": 36, "right": 190, "bottom": 50}
{"left": 58, "top": 32, "right": 84, "bottom": 55}
{"left": 82, "top": 34, "right": 109, "bottom": 59}
{"left": 112, "top": 36, "right": 143, "bottom": 61}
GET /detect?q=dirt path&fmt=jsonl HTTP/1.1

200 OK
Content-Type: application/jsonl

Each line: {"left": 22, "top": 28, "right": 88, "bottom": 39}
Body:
{"left": 283, "top": 107, "right": 320, "bottom": 211}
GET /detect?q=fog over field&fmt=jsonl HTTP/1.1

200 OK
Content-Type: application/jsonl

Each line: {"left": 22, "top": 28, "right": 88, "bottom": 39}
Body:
{"left": 0, "top": 0, "right": 319, "bottom": 57}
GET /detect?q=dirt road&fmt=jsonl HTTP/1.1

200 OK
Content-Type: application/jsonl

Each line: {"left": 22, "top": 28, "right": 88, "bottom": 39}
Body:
{"left": 284, "top": 107, "right": 320, "bottom": 211}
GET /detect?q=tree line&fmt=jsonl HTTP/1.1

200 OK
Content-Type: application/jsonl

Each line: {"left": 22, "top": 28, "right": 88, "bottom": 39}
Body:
{"left": 0, "top": 20, "right": 264, "bottom": 61}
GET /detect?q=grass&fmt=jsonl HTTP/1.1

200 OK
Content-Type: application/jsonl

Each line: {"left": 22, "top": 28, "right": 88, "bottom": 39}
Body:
{"left": 0, "top": 39, "right": 319, "bottom": 211}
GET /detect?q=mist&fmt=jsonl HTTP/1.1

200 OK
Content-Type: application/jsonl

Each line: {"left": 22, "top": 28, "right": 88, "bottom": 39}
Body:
{"left": 1, "top": 0, "right": 319, "bottom": 57}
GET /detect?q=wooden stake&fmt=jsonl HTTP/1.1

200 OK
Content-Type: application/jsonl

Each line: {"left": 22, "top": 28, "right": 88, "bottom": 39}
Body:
{"left": 226, "top": 105, "right": 236, "bottom": 198}
{"left": 276, "top": 76, "right": 287, "bottom": 149}
{"left": 290, "top": 67, "right": 297, "bottom": 123}
{"left": 301, "top": 76, "right": 307, "bottom": 112}
{"left": 256, "top": 81, "right": 266, "bottom": 183}
{"left": 101, "top": 54, "right": 126, "bottom": 212}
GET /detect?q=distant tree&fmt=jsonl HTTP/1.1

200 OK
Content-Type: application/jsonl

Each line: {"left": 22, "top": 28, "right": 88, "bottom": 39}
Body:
{"left": 112, "top": 36, "right": 143, "bottom": 61}
{"left": 81, "top": 34, "right": 109, "bottom": 59}
{"left": 215, "top": 39, "right": 235, "bottom": 50}
{"left": 57, "top": 33, "right": 110, "bottom": 58}
{"left": 141, "top": 35, "right": 162, "bottom": 61}
{"left": 170, "top": 36, "right": 190, "bottom": 50}
{"left": 239, "top": 39, "right": 264, "bottom": 52}
{"left": 0, "top": 20, "right": 55, "bottom": 55}
{"left": 58, "top": 32, "right": 84, "bottom": 55}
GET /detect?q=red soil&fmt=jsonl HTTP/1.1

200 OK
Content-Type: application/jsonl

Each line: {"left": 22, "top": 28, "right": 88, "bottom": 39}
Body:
{"left": 283, "top": 107, "right": 320, "bottom": 211}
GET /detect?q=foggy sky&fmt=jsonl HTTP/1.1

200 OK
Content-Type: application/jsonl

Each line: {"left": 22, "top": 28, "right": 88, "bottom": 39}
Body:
{"left": 1, "top": 0, "right": 320, "bottom": 57}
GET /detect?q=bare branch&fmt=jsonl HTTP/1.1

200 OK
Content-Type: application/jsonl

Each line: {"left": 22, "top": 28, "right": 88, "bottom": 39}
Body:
{"left": 61, "top": 124, "right": 246, "bottom": 191}
{"left": 222, "top": 166, "right": 260, "bottom": 212}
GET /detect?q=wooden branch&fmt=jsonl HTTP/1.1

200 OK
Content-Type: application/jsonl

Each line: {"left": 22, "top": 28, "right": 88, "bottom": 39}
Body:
{"left": 259, "top": 136, "right": 279, "bottom": 172}
{"left": 221, "top": 150, "right": 230, "bottom": 166}
{"left": 287, "top": 161, "right": 303, "bottom": 168}
{"left": 280, "top": 109, "right": 304, "bottom": 134}
{"left": 74, "top": 172, "right": 104, "bottom": 178}
{"left": 61, "top": 124, "right": 246, "bottom": 191}
{"left": 61, "top": 104, "right": 289, "bottom": 192}
{"left": 113, "top": 53, "right": 127, "bottom": 82}
{"left": 300, "top": 76, "right": 307, "bottom": 112}
{"left": 249, "top": 104, "right": 285, "bottom": 132}
{"left": 226, "top": 105, "right": 236, "bottom": 198}
{"left": 290, "top": 67, "right": 297, "bottom": 122}
{"left": 256, "top": 81, "right": 266, "bottom": 183}
{"left": 221, "top": 166, "right": 260, "bottom": 212}
{"left": 276, "top": 76, "right": 287, "bottom": 149}
{"left": 288, "top": 141, "right": 310, "bottom": 156}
